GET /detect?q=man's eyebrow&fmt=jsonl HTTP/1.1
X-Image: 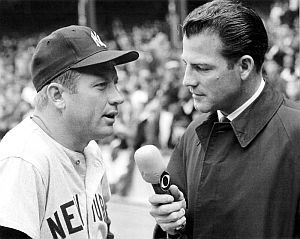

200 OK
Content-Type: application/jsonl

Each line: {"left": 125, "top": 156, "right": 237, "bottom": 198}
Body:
{"left": 182, "top": 59, "right": 206, "bottom": 67}
{"left": 91, "top": 74, "right": 118, "bottom": 84}
{"left": 181, "top": 59, "right": 210, "bottom": 67}
{"left": 191, "top": 63, "right": 210, "bottom": 67}
{"left": 89, "top": 76, "right": 108, "bottom": 86}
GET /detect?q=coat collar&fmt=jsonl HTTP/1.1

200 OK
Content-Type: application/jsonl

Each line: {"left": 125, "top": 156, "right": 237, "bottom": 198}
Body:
{"left": 196, "top": 82, "right": 284, "bottom": 148}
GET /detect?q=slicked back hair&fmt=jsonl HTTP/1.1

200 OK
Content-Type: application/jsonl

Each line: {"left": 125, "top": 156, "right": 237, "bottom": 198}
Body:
{"left": 182, "top": 0, "right": 268, "bottom": 71}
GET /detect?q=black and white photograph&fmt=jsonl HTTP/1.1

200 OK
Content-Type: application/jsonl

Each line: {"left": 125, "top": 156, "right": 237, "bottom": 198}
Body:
{"left": 0, "top": 0, "right": 299, "bottom": 238}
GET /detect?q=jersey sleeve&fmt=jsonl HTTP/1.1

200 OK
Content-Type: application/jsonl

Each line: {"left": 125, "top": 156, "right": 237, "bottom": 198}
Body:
{"left": 0, "top": 157, "right": 46, "bottom": 239}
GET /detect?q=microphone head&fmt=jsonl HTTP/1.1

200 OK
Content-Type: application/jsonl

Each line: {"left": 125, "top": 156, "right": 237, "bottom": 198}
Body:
{"left": 134, "top": 145, "right": 166, "bottom": 184}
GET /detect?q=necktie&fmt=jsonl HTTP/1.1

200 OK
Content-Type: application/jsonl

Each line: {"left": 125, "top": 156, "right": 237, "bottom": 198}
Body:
{"left": 220, "top": 116, "right": 230, "bottom": 123}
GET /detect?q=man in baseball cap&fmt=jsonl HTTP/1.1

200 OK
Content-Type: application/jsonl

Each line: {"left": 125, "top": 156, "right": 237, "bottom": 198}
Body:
{"left": 0, "top": 25, "right": 139, "bottom": 239}
{"left": 32, "top": 25, "right": 138, "bottom": 92}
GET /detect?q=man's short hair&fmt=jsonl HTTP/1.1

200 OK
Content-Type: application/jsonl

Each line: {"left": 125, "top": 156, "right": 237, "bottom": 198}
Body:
{"left": 34, "top": 69, "right": 80, "bottom": 111}
{"left": 182, "top": 0, "right": 269, "bottom": 71}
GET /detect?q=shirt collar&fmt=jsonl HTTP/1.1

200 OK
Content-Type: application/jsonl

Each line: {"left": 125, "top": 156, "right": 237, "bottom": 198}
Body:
{"left": 217, "top": 78, "right": 265, "bottom": 121}
{"left": 197, "top": 81, "right": 283, "bottom": 148}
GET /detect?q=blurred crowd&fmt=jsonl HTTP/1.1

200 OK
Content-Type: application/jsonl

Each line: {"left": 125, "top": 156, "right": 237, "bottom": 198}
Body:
{"left": 0, "top": 1, "right": 299, "bottom": 196}
{"left": 264, "top": 0, "right": 299, "bottom": 101}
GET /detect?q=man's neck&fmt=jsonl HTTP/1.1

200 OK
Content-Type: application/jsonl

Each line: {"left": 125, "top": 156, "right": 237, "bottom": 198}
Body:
{"left": 32, "top": 111, "right": 87, "bottom": 152}
{"left": 218, "top": 77, "right": 265, "bottom": 121}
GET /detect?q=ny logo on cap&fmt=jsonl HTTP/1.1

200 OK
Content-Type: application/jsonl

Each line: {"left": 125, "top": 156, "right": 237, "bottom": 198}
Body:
{"left": 91, "top": 31, "right": 106, "bottom": 48}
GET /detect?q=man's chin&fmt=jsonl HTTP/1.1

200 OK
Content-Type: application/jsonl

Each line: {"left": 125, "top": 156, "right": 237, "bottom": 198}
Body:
{"left": 194, "top": 103, "right": 211, "bottom": 113}
{"left": 94, "top": 128, "right": 114, "bottom": 140}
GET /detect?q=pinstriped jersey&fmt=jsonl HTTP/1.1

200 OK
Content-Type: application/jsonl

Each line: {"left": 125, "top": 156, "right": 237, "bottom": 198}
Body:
{"left": 0, "top": 117, "right": 112, "bottom": 239}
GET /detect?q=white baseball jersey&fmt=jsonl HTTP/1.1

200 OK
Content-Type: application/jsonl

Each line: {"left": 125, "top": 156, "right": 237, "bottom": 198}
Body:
{"left": 0, "top": 117, "right": 112, "bottom": 239}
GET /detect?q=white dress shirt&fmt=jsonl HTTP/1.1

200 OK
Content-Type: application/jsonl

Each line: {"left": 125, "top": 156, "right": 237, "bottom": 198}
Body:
{"left": 217, "top": 78, "right": 265, "bottom": 121}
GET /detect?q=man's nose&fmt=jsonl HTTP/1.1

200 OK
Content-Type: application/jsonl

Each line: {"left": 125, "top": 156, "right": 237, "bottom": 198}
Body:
{"left": 183, "top": 65, "right": 197, "bottom": 87}
{"left": 109, "top": 87, "right": 124, "bottom": 105}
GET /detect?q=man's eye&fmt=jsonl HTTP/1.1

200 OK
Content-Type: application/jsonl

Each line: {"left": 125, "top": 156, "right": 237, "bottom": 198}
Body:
{"left": 96, "top": 82, "right": 108, "bottom": 89}
{"left": 194, "top": 65, "right": 209, "bottom": 72}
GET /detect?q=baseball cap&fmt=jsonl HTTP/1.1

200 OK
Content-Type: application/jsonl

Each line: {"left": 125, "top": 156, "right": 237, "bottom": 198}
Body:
{"left": 31, "top": 25, "right": 139, "bottom": 92}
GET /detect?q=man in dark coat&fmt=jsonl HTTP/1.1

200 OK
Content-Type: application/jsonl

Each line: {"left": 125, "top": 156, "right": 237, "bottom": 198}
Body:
{"left": 148, "top": 0, "right": 300, "bottom": 238}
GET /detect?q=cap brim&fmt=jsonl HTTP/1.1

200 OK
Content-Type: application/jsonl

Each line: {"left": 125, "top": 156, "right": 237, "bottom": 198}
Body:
{"left": 71, "top": 50, "right": 139, "bottom": 68}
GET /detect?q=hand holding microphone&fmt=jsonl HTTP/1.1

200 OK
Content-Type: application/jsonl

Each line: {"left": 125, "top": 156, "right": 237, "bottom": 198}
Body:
{"left": 134, "top": 145, "right": 186, "bottom": 236}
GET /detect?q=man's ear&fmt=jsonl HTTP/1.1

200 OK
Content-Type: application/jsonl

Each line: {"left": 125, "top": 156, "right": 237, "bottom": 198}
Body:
{"left": 238, "top": 55, "right": 255, "bottom": 80}
{"left": 46, "top": 83, "right": 66, "bottom": 110}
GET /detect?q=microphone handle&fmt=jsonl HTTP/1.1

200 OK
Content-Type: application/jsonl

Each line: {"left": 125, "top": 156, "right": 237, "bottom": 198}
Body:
{"left": 152, "top": 184, "right": 186, "bottom": 236}
{"left": 152, "top": 173, "right": 186, "bottom": 235}
{"left": 152, "top": 183, "right": 171, "bottom": 195}
{"left": 150, "top": 171, "right": 180, "bottom": 201}
{"left": 152, "top": 182, "right": 181, "bottom": 201}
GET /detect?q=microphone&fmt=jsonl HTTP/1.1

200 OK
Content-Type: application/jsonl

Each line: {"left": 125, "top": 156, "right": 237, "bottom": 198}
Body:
{"left": 134, "top": 145, "right": 171, "bottom": 195}
{"left": 134, "top": 145, "right": 186, "bottom": 234}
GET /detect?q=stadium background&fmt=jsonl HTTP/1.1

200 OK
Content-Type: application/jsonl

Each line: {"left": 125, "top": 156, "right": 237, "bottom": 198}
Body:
{"left": 0, "top": 0, "right": 299, "bottom": 238}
